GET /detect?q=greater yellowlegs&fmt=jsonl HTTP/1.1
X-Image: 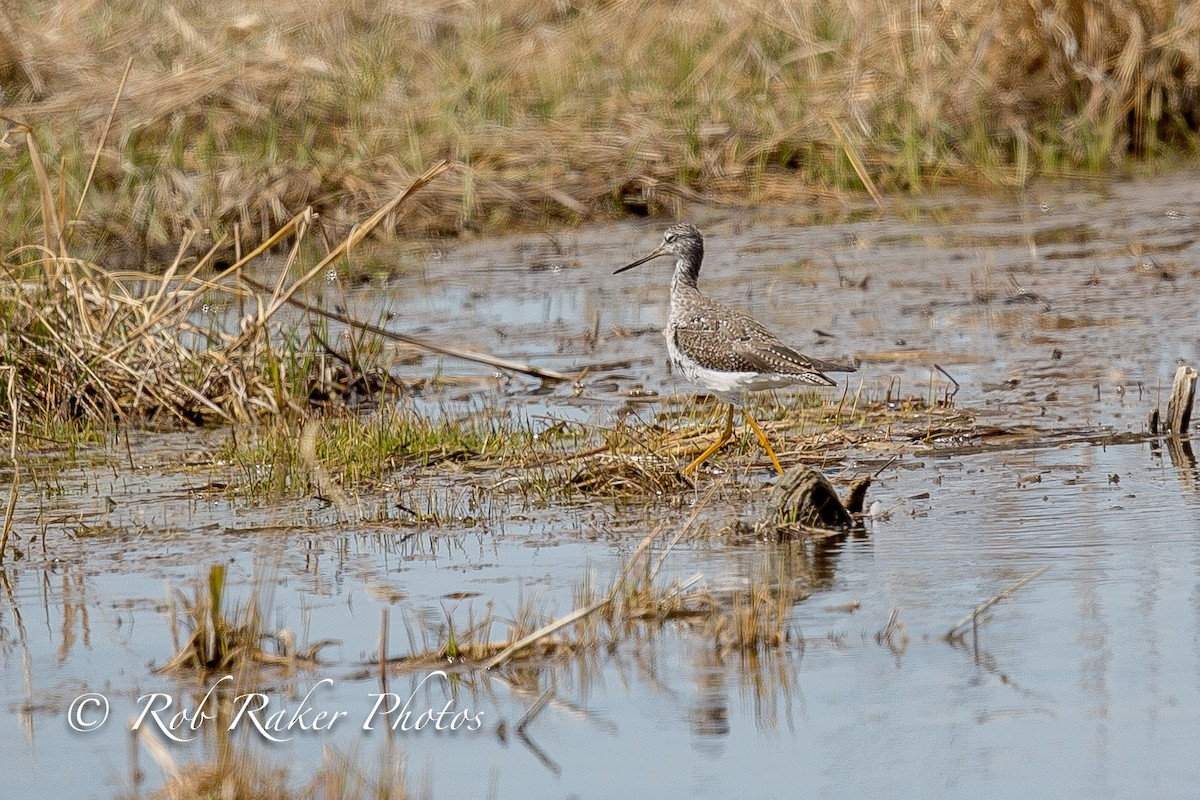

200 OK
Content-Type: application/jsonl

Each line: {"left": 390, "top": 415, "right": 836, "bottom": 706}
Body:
{"left": 615, "top": 223, "right": 854, "bottom": 475}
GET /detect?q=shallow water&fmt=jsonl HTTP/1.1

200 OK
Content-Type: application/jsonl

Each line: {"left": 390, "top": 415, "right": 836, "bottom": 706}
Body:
{"left": 4, "top": 172, "right": 1200, "bottom": 798}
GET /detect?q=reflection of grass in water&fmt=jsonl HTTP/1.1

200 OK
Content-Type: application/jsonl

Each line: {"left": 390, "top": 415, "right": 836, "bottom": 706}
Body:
{"left": 146, "top": 524, "right": 830, "bottom": 792}
{"left": 383, "top": 516, "right": 814, "bottom": 675}
{"left": 143, "top": 743, "right": 416, "bottom": 800}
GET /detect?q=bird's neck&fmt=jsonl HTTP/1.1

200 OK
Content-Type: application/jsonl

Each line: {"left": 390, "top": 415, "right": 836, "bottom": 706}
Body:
{"left": 671, "top": 256, "right": 701, "bottom": 294}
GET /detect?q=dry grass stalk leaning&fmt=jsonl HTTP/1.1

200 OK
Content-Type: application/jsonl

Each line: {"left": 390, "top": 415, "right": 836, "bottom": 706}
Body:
{"left": 944, "top": 565, "right": 1052, "bottom": 641}
{"left": 0, "top": 367, "right": 17, "bottom": 565}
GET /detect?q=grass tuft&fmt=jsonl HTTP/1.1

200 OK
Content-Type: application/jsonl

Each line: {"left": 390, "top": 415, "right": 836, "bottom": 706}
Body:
{"left": 0, "top": 135, "right": 447, "bottom": 437}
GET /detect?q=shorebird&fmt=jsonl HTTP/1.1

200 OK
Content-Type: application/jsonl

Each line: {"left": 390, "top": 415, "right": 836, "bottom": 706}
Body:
{"left": 614, "top": 222, "right": 854, "bottom": 475}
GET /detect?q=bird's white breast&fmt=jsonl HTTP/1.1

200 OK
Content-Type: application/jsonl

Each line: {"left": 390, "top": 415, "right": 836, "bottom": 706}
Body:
{"left": 665, "top": 326, "right": 793, "bottom": 404}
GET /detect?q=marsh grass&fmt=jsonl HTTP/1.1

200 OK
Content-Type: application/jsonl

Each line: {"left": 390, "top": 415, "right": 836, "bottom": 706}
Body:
{"left": 215, "top": 400, "right": 579, "bottom": 507}
{"left": 3, "top": 0, "right": 1200, "bottom": 259}
{"left": 158, "top": 565, "right": 336, "bottom": 674}
{"left": 206, "top": 374, "right": 973, "bottom": 508}
{"left": 158, "top": 564, "right": 268, "bottom": 673}
{"left": 0, "top": 116, "right": 450, "bottom": 444}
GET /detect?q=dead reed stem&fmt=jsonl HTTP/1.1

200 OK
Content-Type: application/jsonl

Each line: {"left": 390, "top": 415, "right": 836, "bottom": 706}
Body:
{"left": 945, "top": 565, "right": 1051, "bottom": 641}
{"left": 16, "top": 122, "right": 63, "bottom": 262}
{"left": 237, "top": 273, "right": 572, "bottom": 383}
{"left": 261, "top": 160, "right": 453, "bottom": 320}
{"left": 482, "top": 598, "right": 609, "bottom": 671}
{"left": 70, "top": 58, "right": 132, "bottom": 237}
{"left": 0, "top": 366, "right": 17, "bottom": 565}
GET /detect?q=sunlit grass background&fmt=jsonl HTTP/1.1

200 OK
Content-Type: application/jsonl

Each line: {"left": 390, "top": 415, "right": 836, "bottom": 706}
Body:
{"left": 2, "top": 0, "right": 1199, "bottom": 260}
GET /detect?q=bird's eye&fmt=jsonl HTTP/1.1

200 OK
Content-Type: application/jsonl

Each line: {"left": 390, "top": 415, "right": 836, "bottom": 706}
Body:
{"left": 664, "top": 233, "right": 676, "bottom": 243}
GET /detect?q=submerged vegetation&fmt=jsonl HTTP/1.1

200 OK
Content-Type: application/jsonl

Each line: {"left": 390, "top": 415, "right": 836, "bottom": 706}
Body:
{"left": 2, "top": 0, "right": 1200, "bottom": 260}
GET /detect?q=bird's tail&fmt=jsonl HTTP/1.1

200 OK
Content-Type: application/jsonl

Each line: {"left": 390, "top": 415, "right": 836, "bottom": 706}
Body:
{"left": 809, "top": 355, "right": 859, "bottom": 374}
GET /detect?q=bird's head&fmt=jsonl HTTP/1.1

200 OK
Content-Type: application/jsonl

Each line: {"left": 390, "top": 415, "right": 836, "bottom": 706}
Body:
{"left": 614, "top": 223, "right": 704, "bottom": 275}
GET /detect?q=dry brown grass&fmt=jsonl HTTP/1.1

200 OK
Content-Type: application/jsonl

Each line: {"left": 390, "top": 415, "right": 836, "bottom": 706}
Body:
{"left": 546, "top": 390, "right": 975, "bottom": 498}
{"left": 2, "top": 0, "right": 1199, "bottom": 259}
{"left": 0, "top": 134, "right": 450, "bottom": 432}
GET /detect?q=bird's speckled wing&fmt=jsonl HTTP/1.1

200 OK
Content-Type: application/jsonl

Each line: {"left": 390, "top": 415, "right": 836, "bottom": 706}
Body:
{"left": 671, "top": 295, "right": 850, "bottom": 385}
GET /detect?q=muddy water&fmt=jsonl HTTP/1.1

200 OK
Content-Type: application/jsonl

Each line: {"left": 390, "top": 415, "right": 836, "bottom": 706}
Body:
{"left": 4, "top": 173, "right": 1200, "bottom": 798}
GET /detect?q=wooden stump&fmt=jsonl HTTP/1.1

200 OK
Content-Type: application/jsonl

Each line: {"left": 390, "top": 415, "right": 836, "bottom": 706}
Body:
{"left": 771, "top": 465, "right": 870, "bottom": 535}
{"left": 1166, "top": 365, "right": 1198, "bottom": 435}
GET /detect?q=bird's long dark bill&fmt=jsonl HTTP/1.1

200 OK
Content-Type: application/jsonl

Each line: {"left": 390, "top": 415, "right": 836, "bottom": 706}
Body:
{"left": 613, "top": 244, "right": 668, "bottom": 274}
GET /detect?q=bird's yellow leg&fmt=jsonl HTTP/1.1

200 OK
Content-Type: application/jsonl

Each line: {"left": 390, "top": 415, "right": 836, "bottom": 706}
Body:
{"left": 683, "top": 404, "right": 735, "bottom": 474}
{"left": 742, "top": 410, "right": 784, "bottom": 476}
